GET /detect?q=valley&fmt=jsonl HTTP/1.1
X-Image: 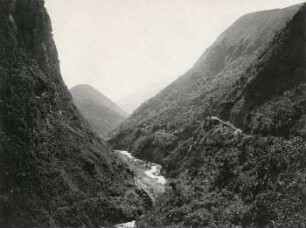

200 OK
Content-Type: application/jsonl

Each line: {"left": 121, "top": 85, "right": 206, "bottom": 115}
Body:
{"left": 115, "top": 150, "right": 167, "bottom": 202}
{"left": 112, "top": 150, "right": 168, "bottom": 228}
{"left": 110, "top": 3, "right": 306, "bottom": 227}
{"left": 0, "top": 0, "right": 306, "bottom": 227}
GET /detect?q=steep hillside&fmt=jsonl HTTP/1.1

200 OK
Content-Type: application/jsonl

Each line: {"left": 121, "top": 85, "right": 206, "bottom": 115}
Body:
{"left": 71, "top": 84, "right": 127, "bottom": 137}
{"left": 138, "top": 117, "right": 306, "bottom": 226}
{"left": 0, "top": 1, "right": 148, "bottom": 227}
{"left": 111, "top": 3, "right": 306, "bottom": 226}
{"left": 111, "top": 3, "right": 305, "bottom": 163}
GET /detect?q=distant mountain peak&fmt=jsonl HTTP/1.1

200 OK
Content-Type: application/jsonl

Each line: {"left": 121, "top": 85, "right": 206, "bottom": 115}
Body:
{"left": 70, "top": 84, "right": 128, "bottom": 137}
{"left": 71, "top": 84, "right": 128, "bottom": 117}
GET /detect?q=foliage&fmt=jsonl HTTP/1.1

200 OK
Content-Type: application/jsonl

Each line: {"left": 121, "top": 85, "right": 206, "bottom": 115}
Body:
{"left": 138, "top": 119, "right": 306, "bottom": 227}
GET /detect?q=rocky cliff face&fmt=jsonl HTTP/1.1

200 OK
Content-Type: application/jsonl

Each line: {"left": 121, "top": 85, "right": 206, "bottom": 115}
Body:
{"left": 111, "top": 4, "right": 306, "bottom": 226}
{"left": 71, "top": 84, "right": 127, "bottom": 138}
{"left": 0, "top": 0, "right": 148, "bottom": 227}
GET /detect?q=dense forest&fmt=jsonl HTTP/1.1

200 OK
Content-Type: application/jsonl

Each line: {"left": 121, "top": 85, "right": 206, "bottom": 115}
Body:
{"left": 1, "top": 0, "right": 306, "bottom": 227}
{"left": 111, "top": 4, "right": 306, "bottom": 227}
{"left": 0, "top": 0, "right": 148, "bottom": 227}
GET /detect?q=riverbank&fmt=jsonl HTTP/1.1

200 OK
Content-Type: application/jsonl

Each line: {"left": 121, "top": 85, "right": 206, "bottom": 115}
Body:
{"left": 112, "top": 150, "right": 168, "bottom": 228}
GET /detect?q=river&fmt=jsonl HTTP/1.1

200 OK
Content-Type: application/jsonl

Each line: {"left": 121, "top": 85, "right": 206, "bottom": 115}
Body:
{"left": 112, "top": 150, "right": 168, "bottom": 228}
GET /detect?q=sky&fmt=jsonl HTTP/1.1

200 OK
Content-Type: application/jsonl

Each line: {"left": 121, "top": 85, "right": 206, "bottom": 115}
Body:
{"left": 45, "top": 0, "right": 305, "bottom": 106}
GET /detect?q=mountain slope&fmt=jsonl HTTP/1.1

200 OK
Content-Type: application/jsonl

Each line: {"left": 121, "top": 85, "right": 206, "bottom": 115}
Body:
{"left": 111, "top": 3, "right": 305, "bottom": 162}
{"left": 0, "top": 1, "right": 148, "bottom": 227}
{"left": 111, "top": 4, "right": 306, "bottom": 226}
{"left": 71, "top": 84, "right": 127, "bottom": 137}
{"left": 138, "top": 117, "right": 306, "bottom": 226}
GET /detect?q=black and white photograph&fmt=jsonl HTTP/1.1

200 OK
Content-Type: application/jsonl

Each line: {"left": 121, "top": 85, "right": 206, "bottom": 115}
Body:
{"left": 0, "top": 0, "right": 306, "bottom": 227}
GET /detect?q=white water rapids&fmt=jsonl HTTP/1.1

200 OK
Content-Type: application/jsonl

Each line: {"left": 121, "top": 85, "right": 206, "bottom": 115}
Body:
{"left": 144, "top": 164, "right": 167, "bottom": 185}
{"left": 112, "top": 150, "right": 168, "bottom": 228}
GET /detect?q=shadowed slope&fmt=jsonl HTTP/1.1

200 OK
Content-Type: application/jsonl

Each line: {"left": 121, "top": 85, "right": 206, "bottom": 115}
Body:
{"left": 0, "top": 0, "right": 148, "bottom": 227}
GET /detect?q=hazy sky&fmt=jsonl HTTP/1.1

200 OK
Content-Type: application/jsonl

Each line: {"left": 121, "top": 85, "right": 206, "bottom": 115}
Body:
{"left": 46, "top": 0, "right": 305, "bottom": 102}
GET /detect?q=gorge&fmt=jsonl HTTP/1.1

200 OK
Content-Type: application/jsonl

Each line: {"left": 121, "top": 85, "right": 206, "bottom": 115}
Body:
{"left": 0, "top": 0, "right": 306, "bottom": 227}
{"left": 111, "top": 3, "right": 306, "bottom": 227}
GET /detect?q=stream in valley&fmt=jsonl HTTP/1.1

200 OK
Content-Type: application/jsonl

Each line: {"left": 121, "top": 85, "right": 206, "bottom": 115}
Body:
{"left": 113, "top": 150, "right": 168, "bottom": 228}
